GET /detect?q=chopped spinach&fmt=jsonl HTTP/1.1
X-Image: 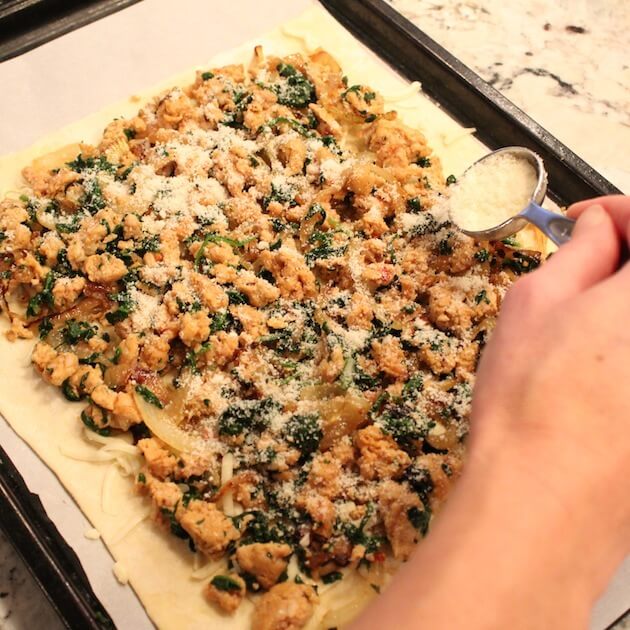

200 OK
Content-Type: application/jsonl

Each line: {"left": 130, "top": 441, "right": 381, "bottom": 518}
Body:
{"left": 227, "top": 289, "right": 248, "bottom": 305}
{"left": 403, "top": 465, "right": 434, "bottom": 503}
{"left": 475, "top": 248, "right": 490, "bottom": 263}
{"left": 211, "top": 575, "right": 242, "bottom": 592}
{"left": 304, "top": 231, "right": 347, "bottom": 266}
{"left": 322, "top": 571, "right": 343, "bottom": 584}
{"left": 262, "top": 181, "right": 296, "bottom": 210}
{"left": 259, "top": 117, "right": 312, "bottom": 138}
{"left": 402, "top": 374, "right": 423, "bottom": 399}
{"left": 80, "top": 177, "right": 106, "bottom": 215}
{"left": 81, "top": 410, "right": 110, "bottom": 436}
{"left": 62, "top": 378, "right": 82, "bottom": 402}
{"left": 217, "top": 398, "right": 278, "bottom": 436}
{"left": 61, "top": 319, "right": 97, "bottom": 345}
{"left": 343, "top": 503, "right": 381, "bottom": 555}
{"left": 502, "top": 251, "right": 541, "bottom": 274}
{"left": 406, "top": 197, "right": 422, "bottom": 213}
{"left": 160, "top": 505, "right": 190, "bottom": 540}
{"left": 55, "top": 213, "right": 84, "bottom": 233}
{"left": 407, "top": 505, "right": 431, "bottom": 536}
{"left": 66, "top": 154, "right": 117, "bottom": 175}
{"left": 194, "top": 232, "right": 252, "bottom": 270}
{"left": 409, "top": 213, "right": 440, "bottom": 237}
{"left": 26, "top": 271, "right": 55, "bottom": 318}
{"left": 437, "top": 236, "right": 454, "bottom": 256}
{"left": 105, "top": 290, "right": 135, "bottom": 324}
{"left": 233, "top": 509, "right": 287, "bottom": 544}
{"left": 38, "top": 317, "right": 52, "bottom": 340}
{"left": 474, "top": 289, "right": 490, "bottom": 305}
{"left": 135, "top": 385, "right": 164, "bottom": 408}
{"left": 184, "top": 342, "right": 210, "bottom": 375}
{"left": 271, "top": 63, "right": 315, "bottom": 108}
{"left": 380, "top": 412, "right": 423, "bottom": 449}
{"left": 282, "top": 413, "right": 322, "bottom": 459}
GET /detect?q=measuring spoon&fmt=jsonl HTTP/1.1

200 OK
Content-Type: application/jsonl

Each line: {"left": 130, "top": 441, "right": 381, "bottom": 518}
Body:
{"left": 452, "top": 146, "right": 575, "bottom": 246}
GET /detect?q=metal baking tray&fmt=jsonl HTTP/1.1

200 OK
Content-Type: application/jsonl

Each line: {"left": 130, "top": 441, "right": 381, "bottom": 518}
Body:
{"left": 0, "top": 0, "right": 139, "bottom": 62}
{"left": 0, "top": 0, "right": 625, "bottom": 627}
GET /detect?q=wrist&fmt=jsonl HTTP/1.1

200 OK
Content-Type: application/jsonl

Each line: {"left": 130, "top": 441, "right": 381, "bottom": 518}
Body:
{"left": 462, "top": 435, "right": 627, "bottom": 607}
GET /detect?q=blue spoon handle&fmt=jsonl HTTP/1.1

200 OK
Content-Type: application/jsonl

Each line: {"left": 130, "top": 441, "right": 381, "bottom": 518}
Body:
{"left": 520, "top": 202, "right": 575, "bottom": 246}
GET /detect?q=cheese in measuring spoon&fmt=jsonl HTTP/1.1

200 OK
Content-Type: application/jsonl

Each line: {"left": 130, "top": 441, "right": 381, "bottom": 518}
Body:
{"left": 449, "top": 152, "right": 538, "bottom": 232}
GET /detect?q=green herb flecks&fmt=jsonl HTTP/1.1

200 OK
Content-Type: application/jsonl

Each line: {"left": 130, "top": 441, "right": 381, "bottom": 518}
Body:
{"left": 210, "top": 575, "right": 242, "bottom": 592}
{"left": 343, "top": 503, "right": 382, "bottom": 556}
{"left": 81, "top": 410, "right": 111, "bottom": 436}
{"left": 26, "top": 271, "right": 55, "bottom": 318}
{"left": 259, "top": 117, "right": 313, "bottom": 138}
{"left": 322, "top": 571, "right": 343, "bottom": 584}
{"left": 407, "top": 505, "right": 431, "bottom": 536}
{"left": 262, "top": 181, "right": 297, "bottom": 210}
{"left": 271, "top": 63, "right": 316, "bottom": 108}
{"left": 61, "top": 319, "right": 97, "bottom": 345}
{"left": 184, "top": 342, "right": 210, "bottom": 375}
{"left": 282, "top": 413, "right": 322, "bottom": 460}
{"left": 503, "top": 250, "right": 541, "bottom": 275}
{"left": 62, "top": 378, "right": 83, "bottom": 402}
{"left": 55, "top": 213, "right": 84, "bottom": 233}
{"left": 475, "top": 248, "right": 490, "bottom": 263}
{"left": 226, "top": 289, "right": 248, "bottom": 305}
{"left": 194, "top": 233, "right": 253, "bottom": 270}
{"left": 135, "top": 385, "right": 164, "bottom": 409}
{"left": 105, "top": 290, "right": 135, "bottom": 324}
{"left": 406, "top": 197, "right": 422, "bottom": 213}
{"left": 474, "top": 289, "right": 490, "bottom": 305}
{"left": 66, "top": 154, "right": 117, "bottom": 175}
{"left": 304, "top": 230, "right": 347, "bottom": 267}
{"left": 38, "top": 317, "right": 53, "bottom": 340}
{"left": 217, "top": 398, "right": 278, "bottom": 436}
{"left": 402, "top": 374, "right": 423, "bottom": 399}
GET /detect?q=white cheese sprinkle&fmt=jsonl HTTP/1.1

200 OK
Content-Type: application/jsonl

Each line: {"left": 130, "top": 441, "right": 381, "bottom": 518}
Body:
{"left": 448, "top": 153, "right": 537, "bottom": 232}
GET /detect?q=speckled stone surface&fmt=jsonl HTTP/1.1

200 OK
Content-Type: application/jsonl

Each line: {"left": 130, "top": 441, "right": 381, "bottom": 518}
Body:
{"left": 388, "top": 0, "right": 630, "bottom": 193}
{"left": 0, "top": 1, "right": 628, "bottom": 628}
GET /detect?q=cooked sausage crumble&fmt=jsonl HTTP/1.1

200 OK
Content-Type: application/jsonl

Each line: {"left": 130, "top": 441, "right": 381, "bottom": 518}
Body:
{"left": 0, "top": 47, "right": 541, "bottom": 628}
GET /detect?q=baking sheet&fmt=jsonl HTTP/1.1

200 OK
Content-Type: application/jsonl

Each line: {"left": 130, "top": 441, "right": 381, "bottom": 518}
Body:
{"left": 0, "top": 0, "right": 627, "bottom": 627}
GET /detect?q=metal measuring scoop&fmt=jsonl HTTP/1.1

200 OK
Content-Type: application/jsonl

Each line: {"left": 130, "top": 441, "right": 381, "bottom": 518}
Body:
{"left": 453, "top": 147, "right": 575, "bottom": 246}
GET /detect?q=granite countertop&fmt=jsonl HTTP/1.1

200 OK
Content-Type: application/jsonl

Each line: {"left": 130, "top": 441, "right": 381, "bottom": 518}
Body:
{"left": 0, "top": 1, "right": 628, "bottom": 628}
{"left": 388, "top": 0, "right": 630, "bottom": 194}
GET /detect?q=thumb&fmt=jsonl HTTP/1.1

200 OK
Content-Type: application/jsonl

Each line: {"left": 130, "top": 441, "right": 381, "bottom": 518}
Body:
{"left": 535, "top": 204, "right": 619, "bottom": 295}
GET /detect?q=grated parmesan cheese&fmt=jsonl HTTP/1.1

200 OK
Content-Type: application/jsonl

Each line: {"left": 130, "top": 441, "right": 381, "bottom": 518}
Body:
{"left": 113, "top": 562, "right": 129, "bottom": 585}
{"left": 448, "top": 152, "right": 537, "bottom": 232}
{"left": 83, "top": 527, "right": 101, "bottom": 540}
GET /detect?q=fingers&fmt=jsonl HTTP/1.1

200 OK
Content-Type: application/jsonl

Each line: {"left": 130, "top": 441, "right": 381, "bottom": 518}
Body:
{"left": 499, "top": 205, "right": 618, "bottom": 321}
{"left": 568, "top": 195, "right": 630, "bottom": 242}
{"left": 535, "top": 203, "right": 619, "bottom": 291}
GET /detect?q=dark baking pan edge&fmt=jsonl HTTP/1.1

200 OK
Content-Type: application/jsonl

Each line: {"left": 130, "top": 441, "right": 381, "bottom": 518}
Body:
{"left": 320, "top": 0, "right": 623, "bottom": 206}
{"left": 0, "top": 0, "right": 625, "bottom": 628}
{"left": 0, "top": 0, "right": 140, "bottom": 62}
{"left": 0, "top": 443, "right": 114, "bottom": 628}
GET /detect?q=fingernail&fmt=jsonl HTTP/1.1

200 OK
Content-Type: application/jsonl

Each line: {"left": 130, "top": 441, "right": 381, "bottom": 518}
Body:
{"left": 573, "top": 204, "right": 606, "bottom": 236}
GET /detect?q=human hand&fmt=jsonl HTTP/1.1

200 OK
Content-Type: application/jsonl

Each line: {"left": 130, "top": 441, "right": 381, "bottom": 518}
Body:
{"left": 471, "top": 194, "right": 630, "bottom": 557}
{"left": 354, "top": 197, "right": 630, "bottom": 630}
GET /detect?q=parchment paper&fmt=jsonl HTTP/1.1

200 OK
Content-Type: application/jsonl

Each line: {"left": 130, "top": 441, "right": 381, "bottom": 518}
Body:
{"left": 0, "top": 0, "right": 626, "bottom": 628}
